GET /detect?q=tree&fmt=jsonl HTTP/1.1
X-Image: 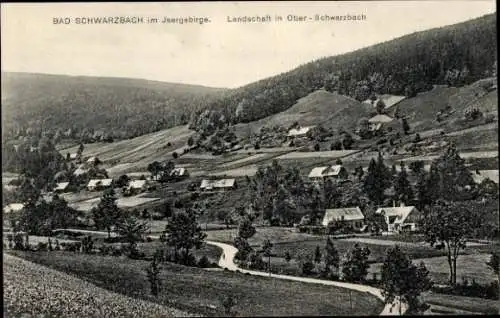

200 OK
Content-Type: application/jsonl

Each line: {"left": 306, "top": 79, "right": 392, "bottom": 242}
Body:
{"left": 238, "top": 217, "right": 256, "bottom": 240}
{"left": 363, "top": 153, "right": 391, "bottom": 205}
{"left": 314, "top": 245, "right": 322, "bottom": 264}
{"left": 145, "top": 252, "right": 162, "bottom": 296}
{"left": 342, "top": 132, "right": 355, "bottom": 150}
{"left": 402, "top": 118, "right": 411, "bottom": 135}
{"left": 221, "top": 295, "right": 236, "bottom": 316}
{"left": 431, "top": 145, "right": 475, "bottom": 201}
{"left": 409, "top": 161, "right": 425, "bottom": 175}
{"left": 324, "top": 237, "right": 340, "bottom": 278}
{"left": 187, "top": 136, "right": 194, "bottom": 147}
{"left": 164, "top": 209, "right": 207, "bottom": 265}
{"left": 92, "top": 189, "right": 122, "bottom": 239}
{"left": 147, "top": 161, "right": 163, "bottom": 181}
{"left": 376, "top": 100, "right": 386, "bottom": 114}
{"left": 413, "top": 133, "right": 421, "bottom": 143}
{"left": 422, "top": 201, "right": 481, "bottom": 285}
{"left": 172, "top": 151, "right": 179, "bottom": 159}
{"left": 284, "top": 250, "right": 292, "bottom": 263}
{"left": 262, "top": 239, "right": 273, "bottom": 273}
{"left": 77, "top": 143, "right": 84, "bottom": 155}
{"left": 342, "top": 244, "right": 371, "bottom": 283}
{"left": 116, "top": 174, "right": 130, "bottom": 188}
{"left": 314, "top": 143, "right": 320, "bottom": 151}
{"left": 381, "top": 246, "right": 432, "bottom": 314}
{"left": 486, "top": 252, "right": 499, "bottom": 285}
{"left": 394, "top": 162, "right": 414, "bottom": 205}
{"left": 115, "top": 216, "right": 149, "bottom": 255}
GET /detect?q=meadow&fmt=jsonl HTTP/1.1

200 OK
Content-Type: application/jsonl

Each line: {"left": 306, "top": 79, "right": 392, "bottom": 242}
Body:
{"left": 10, "top": 251, "right": 384, "bottom": 317}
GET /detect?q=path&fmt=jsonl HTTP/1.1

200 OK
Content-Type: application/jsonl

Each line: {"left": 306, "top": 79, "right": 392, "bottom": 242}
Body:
{"left": 206, "top": 240, "right": 408, "bottom": 316}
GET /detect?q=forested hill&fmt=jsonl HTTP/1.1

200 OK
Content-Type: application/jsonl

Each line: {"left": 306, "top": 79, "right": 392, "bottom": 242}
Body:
{"left": 2, "top": 13, "right": 496, "bottom": 142}
{"left": 1, "top": 72, "right": 226, "bottom": 141}
{"left": 191, "top": 13, "right": 497, "bottom": 132}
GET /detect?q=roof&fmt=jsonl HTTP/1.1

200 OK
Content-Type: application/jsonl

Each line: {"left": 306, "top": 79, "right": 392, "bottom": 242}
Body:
{"left": 375, "top": 206, "right": 418, "bottom": 224}
{"left": 54, "top": 182, "right": 70, "bottom": 191}
{"left": 73, "top": 168, "right": 88, "bottom": 176}
{"left": 200, "top": 178, "right": 236, "bottom": 189}
{"left": 322, "top": 207, "right": 364, "bottom": 226}
{"left": 3, "top": 203, "right": 24, "bottom": 213}
{"left": 69, "top": 153, "right": 78, "bottom": 159}
{"left": 170, "top": 167, "right": 187, "bottom": 176}
{"left": 87, "top": 156, "right": 98, "bottom": 163}
{"left": 87, "top": 179, "right": 113, "bottom": 188}
{"left": 287, "top": 126, "right": 313, "bottom": 137}
{"left": 368, "top": 114, "right": 394, "bottom": 123}
{"left": 363, "top": 95, "right": 406, "bottom": 109}
{"left": 128, "top": 179, "right": 147, "bottom": 189}
{"left": 471, "top": 170, "right": 499, "bottom": 184}
{"left": 308, "top": 165, "right": 345, "bottom": 178}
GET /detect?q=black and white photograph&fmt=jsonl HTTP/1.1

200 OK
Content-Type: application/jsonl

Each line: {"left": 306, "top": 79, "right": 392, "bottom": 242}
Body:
{"left": 1, "top": 1, "right": 498, "bottom": 316}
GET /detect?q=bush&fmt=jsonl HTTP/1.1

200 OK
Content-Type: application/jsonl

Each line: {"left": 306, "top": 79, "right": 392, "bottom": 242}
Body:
{"left": 37, "top": 242, "right": 48, "bottom": 251}
{"left": 82, "top": 236, "right": 94, "bottom": 254}
{"left": 198, "top": 255, "right": 211, "bottom": 268}
{"left": 431, "top": 280, "right": 499, "bottom": 300}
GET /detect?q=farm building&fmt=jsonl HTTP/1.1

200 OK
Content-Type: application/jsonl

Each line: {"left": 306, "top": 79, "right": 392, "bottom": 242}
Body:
{"left": 54, "top": 182, "right": 70, "bottom": 193}
{"left": 68, "top": 153, "right": 78, "bottom": 160}
{"left": 127, "top": 179, "right": 148, "bottom": 193}
{"left": 287, "top": 126, "right": 314, "bottom": 137}
{"left": 73, "top": 167, "right": 88, "bottom": 177}
{"left": 308, "top": 165, "right": 348, "bottom": 181}
{"left": 86, "top": 156, "right": 101, "bottom": 165}
{"left": 375, "top": 205, "right": 422, "bottom": 233}
{"left": 471, "top": 170, "right": 499, "bottom": 184}
{"left": 321, "top": 207, "right": 365, "bottom": 230}
{"left": 87, "top": 178, "right": 113, "bottom": 191}
{"left": 3, "top": 203, "right": 24, "bottom": 214}
{"left": 170, "top": 167, "right": 189, "bottom": 179}
{"left": 200, "top": 178, "right": 237, "bottom": 191}
{"left": 368, "top": 114, "right": 395, "bottom": 132}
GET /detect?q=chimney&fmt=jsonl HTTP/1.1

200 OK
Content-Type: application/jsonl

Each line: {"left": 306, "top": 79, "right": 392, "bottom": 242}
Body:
{"left": 400, "top": 202, "right": 405, "bottom": 208}
{"left": 393, "top": 200, "right": 396, "bottom": 207}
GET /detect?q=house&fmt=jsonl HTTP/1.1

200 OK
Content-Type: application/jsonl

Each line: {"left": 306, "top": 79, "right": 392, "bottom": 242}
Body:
{"left": 322, "top": 207, "right": 365, "bottom": 230}
{"left": 200, "top": 178, "right": 237, "bottom": 191}
{"left": 86, "top": 156, "right": 100, "bottom": 165}
{"left": 127, "top": 179, "right": 148, "bottom": 193}
{"left": 368, "top": 114, "right": 395, "bottom": 132}
{"left": 54, "top": 182, "right": 70, "bottom": 193}
{"left": 308, "top": 165, "right": 348, "bottom": 181}
{"left": 69, "top": 153, "right": 78, "bottom": 160}
{"left": 375, "top": 205, "right": 422, "bottom": 233}
{"left": 170, "top": 167, "right": 189, "bottom": 179}
{"left": 3, "top": 203, "right": 24, "bottom": 214}
{"left": 87, "top": 178, "right": 113, "bottom": 191}
{"left": 471, "top": 170, "right": 499, "bottom": 184}
{"left": 73, "top": 167, "right": 88, "bottom": 177}
{"left": 287, "top": 126, "right": 314, "bottom": 138}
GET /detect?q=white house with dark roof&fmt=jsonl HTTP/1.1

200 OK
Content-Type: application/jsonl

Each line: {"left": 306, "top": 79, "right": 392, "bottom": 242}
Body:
{"left": 3, "top": 203, "right": 24, "bottom": 214}
{"left": 127, "top": 179, "right": 148, "bottom": 192}
{"left": 287, "top": 126, "right": 314, "bottom": 137}
{"left": 368, "top": 114, "right": 395, "bottom": 132}
{"left": 87, "top": 178, "right": 113, "bottom": 191}
{"left": 170, "top": 167, "right": 189, "bottom": 179}
{"left": 375, "top": 205, "right": 421, "bottom": 233}
{"left": 471, "top": 170, "right": 499, "bottom": 184}
{"left": 308, "top": 165, "right": 348, "bottom": 181}
{"left": 322, "top": 207, "right": 365, "bottom": 230}
{"left": 200, "top": 178, "right": 236, "bottom": 191}
{"left": 54, "top": 182, "right": 70, "bottom": 193}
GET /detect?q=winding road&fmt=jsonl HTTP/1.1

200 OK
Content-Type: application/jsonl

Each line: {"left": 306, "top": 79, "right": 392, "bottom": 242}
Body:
{"left": 206, "top": 240, "right": 408, "bottom": 316}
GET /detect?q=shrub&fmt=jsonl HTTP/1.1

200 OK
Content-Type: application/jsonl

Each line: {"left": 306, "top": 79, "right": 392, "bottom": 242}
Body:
{"left": 37, "top": 242, "right": 48, "bottom": 251}
{"left": 54, "top": 239, "right": 61, "bottom": 251}
{"left": 145, "top": 255, "right": 162, "bottom": 296}
{"left": 198, "top": 255, "right": 211, "bottom": 268}
{"left": 13, "top": 233, "right": 26, "bottom": 250}
{"left": 82, "top": 236, "right": 94, "bottom": 254}
{"left": 172, "top": 152, "right": 179, "bottom": 159}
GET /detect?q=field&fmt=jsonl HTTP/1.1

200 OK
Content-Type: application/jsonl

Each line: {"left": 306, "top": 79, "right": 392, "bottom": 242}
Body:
{"left": 423, "top": 293, "right": 499, "bottom": 315}
{"left": 10, "top": 251, "right": 384, "bottom": 317}
{"left": 4, "top": 253, "right": 190, "bottom": 317}
{"left": 276, "top": 150, "right": 359, "bottom": 160}
{"left": 369, "top": 254, "right": 497, "bottom": 285}
{"left": 68, "top": 194, "right": 161, "bottom": 212}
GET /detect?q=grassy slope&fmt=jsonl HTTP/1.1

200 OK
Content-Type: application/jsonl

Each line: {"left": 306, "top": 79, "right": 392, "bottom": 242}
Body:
{"left": 233, "top": 90, "right": 373, "bottom": 137}
{"left": 10, "top": 251, "right": 384, "bottom": 317}
{"left": 4, "top": 253, "right": 190, "bottom": 317}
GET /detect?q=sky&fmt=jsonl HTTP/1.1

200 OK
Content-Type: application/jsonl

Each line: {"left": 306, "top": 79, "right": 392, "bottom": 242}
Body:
{"left": 1, "top": 1, "right": 496, "bottom": 88}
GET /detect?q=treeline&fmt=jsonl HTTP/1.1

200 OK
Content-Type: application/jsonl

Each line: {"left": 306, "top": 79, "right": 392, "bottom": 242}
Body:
{"left": 190, "top": 13, "right": 497, "bottom": 130}
{"left": 2, "top": 14, "right": 496, "bottom": 143}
